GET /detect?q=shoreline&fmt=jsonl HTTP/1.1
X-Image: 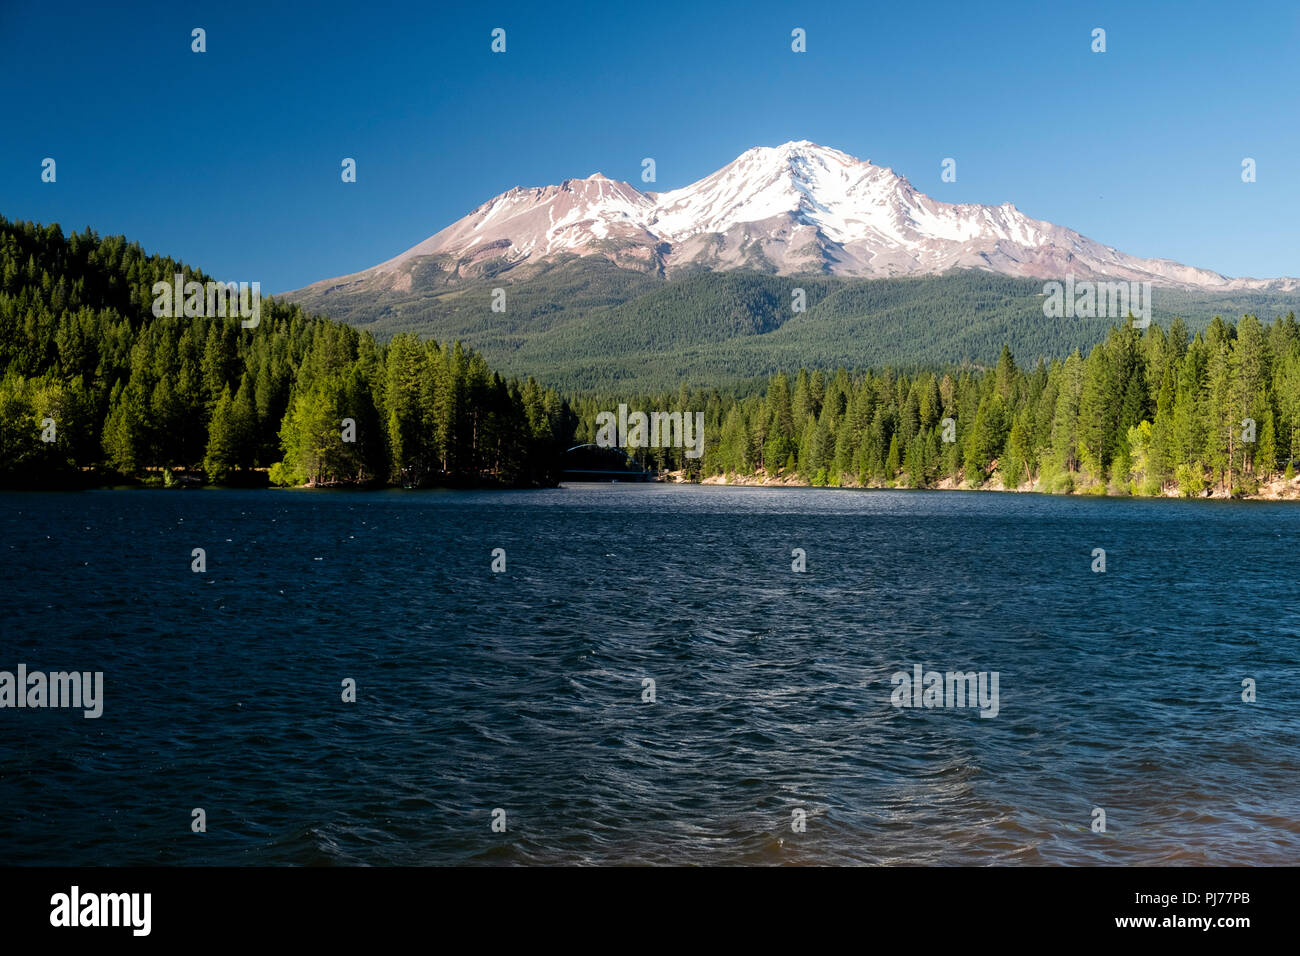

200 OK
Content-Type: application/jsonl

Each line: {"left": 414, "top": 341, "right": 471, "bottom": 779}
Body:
{"left": 8, "top": 469, "right": 1300, "bottom": 501}
{"left": 678, "top": 470, "right": 1300, "bottom": 502}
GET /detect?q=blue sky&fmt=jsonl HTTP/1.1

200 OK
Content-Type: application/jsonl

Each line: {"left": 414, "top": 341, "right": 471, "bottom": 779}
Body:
{"left": 1, "top": 0, "right": 1296, "bottom": 292}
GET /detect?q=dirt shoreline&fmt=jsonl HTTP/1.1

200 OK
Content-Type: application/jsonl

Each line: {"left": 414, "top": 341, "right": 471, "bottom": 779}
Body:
{"left": 668, "top": 470, "right": 1300, "bottom": 501}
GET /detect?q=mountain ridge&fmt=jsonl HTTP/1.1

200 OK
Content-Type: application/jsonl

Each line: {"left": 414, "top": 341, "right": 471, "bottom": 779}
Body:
{"left": 289, "top": 140, "right": 1299, "bottom": 301}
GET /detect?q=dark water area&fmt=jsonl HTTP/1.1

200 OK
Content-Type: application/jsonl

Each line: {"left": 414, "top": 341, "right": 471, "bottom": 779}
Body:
{"left": 1, "top": 484, "right": 1298, "bottom": 865}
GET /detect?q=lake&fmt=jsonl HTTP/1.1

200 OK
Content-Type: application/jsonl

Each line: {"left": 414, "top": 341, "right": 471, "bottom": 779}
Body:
{"left": 2, "top": 484, "right": 1298, "bottom": 865}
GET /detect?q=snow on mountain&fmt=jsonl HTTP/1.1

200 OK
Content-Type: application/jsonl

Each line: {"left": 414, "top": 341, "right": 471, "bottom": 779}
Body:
{"left": 377, "top": 173, "right": 657, "bottom": 272}
{"left": 300, "top": 141, "right": 1298, "bottom": 294}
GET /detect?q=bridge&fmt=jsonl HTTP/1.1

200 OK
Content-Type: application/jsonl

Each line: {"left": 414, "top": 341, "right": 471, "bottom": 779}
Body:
{"left": 560, "top": 444, "right": 656, "bottom": 482}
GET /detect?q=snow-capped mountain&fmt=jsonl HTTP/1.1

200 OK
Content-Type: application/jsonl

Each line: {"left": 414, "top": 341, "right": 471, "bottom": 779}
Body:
{"left": 296, "top": 141, "right": 1297, "bottom": 295}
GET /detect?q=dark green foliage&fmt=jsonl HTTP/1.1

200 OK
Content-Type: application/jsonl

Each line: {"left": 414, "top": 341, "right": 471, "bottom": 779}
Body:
{"left": 0, "top": 217, "right": 567, "bottom": 488}
{"left": 292, "top": 258, "right": 1300, "bottom": 394}
{"left": 575, "top": 316, "right": 1300, "bottom": 495}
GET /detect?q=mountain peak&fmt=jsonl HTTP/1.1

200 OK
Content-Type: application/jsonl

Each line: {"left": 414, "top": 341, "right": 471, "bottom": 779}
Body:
{"left": 733, "top": 140, "right": 870, "bottom": 170}
{"left": 781, "top": 139, "right": 864, "bottom": 159}
{"left": 308, "top": 143, "right": 1298, "bottom": 294}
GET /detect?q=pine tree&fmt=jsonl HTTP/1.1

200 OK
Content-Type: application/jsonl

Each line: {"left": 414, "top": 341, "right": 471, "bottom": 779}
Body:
{"left": 232, "top": 374, "right": 258, "bottom": 468}
{"left": 1048, "top": 352, "right": 1084, "bottom": 484}
{"left": 203, "top": 385, "right": 239, "bottom": 482}
{"left": 1002, "top": 415, "right": 1028, "bottom": 488}
{"left": 1077, "top": 344, "right": 1118, "bottom": 484}
{"left": 884, "top": 433, "right": 900, "bottom": 483}
{"left": 99, "top": 380, "right": 139, "bottom": 475}
{"left": 1148, "top": 367, "right": 1176, "bottom": 490}
{"left": 1256, "top": 394, "right": 1277, "bottom": 478}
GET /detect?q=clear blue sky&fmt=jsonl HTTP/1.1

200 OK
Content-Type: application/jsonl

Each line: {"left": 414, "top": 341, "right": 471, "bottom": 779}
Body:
{"left": 1, "top": 0, "right": 1296, "bottom": 292}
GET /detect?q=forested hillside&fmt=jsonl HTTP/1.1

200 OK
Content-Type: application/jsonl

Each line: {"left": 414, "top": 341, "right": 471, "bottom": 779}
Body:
{"left": 573, "top": 316, "right": 1300, "bottom": 497}
{"left": 0, "top": 217, "right": 571, "bottom": 488}
{"left": 289, "top": 256, "right": 1300, "bottom": 393}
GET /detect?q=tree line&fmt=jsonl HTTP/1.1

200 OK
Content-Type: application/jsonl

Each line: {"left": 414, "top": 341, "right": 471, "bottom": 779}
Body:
{"left": 575, "top": 314, "right": 1300, "bottom": 497}
{"left": 0, "top": 217, "right": 571, "bottom": 488}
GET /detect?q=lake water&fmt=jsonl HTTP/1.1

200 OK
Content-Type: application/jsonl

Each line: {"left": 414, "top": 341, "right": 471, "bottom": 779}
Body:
{"left": 2, "top": 484, "right": 1298, "bottom": 865}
